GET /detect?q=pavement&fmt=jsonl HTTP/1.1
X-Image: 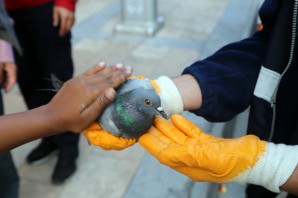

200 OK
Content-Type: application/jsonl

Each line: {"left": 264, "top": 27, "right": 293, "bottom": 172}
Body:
{"left": 2, "top": 0, "right": 278, "bottom": 197}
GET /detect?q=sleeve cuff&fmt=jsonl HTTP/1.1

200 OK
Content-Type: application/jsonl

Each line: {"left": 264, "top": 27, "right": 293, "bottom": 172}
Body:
{"left": 55, "top": 0, "right": 76, "bottom": 11}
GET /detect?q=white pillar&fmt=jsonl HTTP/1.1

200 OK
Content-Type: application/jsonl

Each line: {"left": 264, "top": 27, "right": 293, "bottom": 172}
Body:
{"left": 114, "top": 0, "right": 164, "bottom": 36}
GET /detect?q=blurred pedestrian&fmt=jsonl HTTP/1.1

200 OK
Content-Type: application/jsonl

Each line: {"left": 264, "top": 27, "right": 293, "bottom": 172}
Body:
{"left": 5, "top": 0, "right": 78, "bottom": 184}
{"left": 0, "top": 0, "right": 21, "bottom": 196}
{"left": 0, "top": 38, "right": 19, "bottom": 198}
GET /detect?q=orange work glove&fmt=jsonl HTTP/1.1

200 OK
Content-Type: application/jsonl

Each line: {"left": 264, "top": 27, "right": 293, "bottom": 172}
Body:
{"left": 139, "top": 115, "right": 298, "bottom": 193}
{"left": 83, "top": 123, "right": 137, "bottom": 150}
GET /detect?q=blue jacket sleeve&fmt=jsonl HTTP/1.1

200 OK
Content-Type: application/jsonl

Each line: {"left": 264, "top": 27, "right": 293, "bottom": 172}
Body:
{"left": 182, "top": 0, "right": 280, "bottom": 122}
{"left": 183, "top": 35, "right": 267, "bottom": 122}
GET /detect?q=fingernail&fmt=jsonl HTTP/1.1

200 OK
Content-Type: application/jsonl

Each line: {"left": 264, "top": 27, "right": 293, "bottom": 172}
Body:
{"left": 125, "top": 66, "right": 132, "bottom": 74}
{"left": 94, "top": 62, "right": 106, "bottom": 69}
{"left": 98, "top": 61, "right": 106, "bottom": 66}
{"left": 115, "top": 63, "right": 124, "bottom": 69}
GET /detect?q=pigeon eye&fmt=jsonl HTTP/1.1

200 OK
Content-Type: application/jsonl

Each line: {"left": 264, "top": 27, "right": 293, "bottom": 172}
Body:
{"left": 145, "top": 99, "right": 152, "bottom": 106}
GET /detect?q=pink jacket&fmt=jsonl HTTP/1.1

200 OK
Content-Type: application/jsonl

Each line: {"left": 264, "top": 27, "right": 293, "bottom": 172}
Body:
{"left": 0, "top": 39, "right": 14, "bottom": 62}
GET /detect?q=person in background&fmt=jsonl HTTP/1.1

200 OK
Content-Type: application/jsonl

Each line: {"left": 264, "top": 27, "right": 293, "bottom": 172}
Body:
{"left": 5, "top": 0, "right": 79, "bottom": 184}
{"left": 0, "top": 38, "right": 18, "bottom": 198}
{"left": 0, "top": 0, "right": 21, "bottom": 195}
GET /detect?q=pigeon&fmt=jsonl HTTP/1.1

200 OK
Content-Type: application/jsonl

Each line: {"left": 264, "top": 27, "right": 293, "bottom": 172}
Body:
{"left": 49, "top": 74, "right": 167, "bottom": 138}
{"left": 98, "top": 78, "right": 167, "bottom": 138}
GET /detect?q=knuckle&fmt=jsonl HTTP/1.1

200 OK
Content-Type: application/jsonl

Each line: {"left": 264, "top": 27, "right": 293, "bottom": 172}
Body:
{"left": 96, "top": 88, "right": 114, "bottom": 106}
{"left": 96, "top": 94, "right": 108, "bottom": 107}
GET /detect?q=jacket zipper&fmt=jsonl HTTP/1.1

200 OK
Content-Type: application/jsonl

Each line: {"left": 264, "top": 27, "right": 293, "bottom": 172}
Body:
{"left": 268, "top": 0, "right": 298, "bottom": 141}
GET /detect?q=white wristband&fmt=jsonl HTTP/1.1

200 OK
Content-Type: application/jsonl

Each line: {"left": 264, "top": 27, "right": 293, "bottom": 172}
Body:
{"left": 154, "top": 76, "right": 184, "bottom": 117}
{"left": 235, "top": 143, "right": 298, "bottom": 193}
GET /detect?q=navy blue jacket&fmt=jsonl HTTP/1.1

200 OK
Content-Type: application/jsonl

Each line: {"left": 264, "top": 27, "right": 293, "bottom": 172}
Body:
{"left": 183, "top": 0, "right": 298, "bottom": 144}
{"left": 183, "top": 0, "right": 279, "bottom": 122}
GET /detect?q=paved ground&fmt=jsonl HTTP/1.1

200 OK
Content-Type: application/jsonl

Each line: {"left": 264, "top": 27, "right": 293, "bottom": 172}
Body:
{"left": 3, "top": 0, "right": 282, "bottom": 197}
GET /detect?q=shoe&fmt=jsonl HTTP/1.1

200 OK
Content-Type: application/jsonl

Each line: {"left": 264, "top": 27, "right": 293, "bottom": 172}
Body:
{"left": 26, "top": 141, "right": 57, "bottom": 165}
{"left": 52, "top": 154, "right": 77, "bottom": 184}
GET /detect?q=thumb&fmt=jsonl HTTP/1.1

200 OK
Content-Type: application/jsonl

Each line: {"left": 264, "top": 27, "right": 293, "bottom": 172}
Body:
{"left": 171, "top": 114, "right": 216, "bottom": 143}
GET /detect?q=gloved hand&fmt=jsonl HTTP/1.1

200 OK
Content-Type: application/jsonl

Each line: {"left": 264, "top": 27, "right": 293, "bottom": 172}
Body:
{"left": 82, "top": 123, "right": 137, "bottom": 150}
{"left": 139, "top": 114, "right": 298, "bottom": 193}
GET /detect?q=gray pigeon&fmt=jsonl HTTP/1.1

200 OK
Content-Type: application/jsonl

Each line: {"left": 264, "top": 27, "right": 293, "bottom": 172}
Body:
{"left": 98, "top": 78, "right": 167, "bottom": 138}
{"left": 49, "top": 75, "right": 167, "bottom": 138}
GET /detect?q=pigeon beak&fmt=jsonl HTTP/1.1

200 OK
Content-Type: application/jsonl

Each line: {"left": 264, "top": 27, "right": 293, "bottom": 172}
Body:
{"left": 155, "top": 107, "right": 168, "bottom": 119}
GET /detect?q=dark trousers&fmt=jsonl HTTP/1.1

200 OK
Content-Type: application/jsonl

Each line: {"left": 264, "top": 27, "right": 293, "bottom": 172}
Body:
{"left": 8, "top": 2, "right": 79, "bottom": 156}
{"left": 0, "top": 153, "right": 19, "bottom": 198}
{"left": 0, "top": 95, "right": 19, "bottom": 198}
